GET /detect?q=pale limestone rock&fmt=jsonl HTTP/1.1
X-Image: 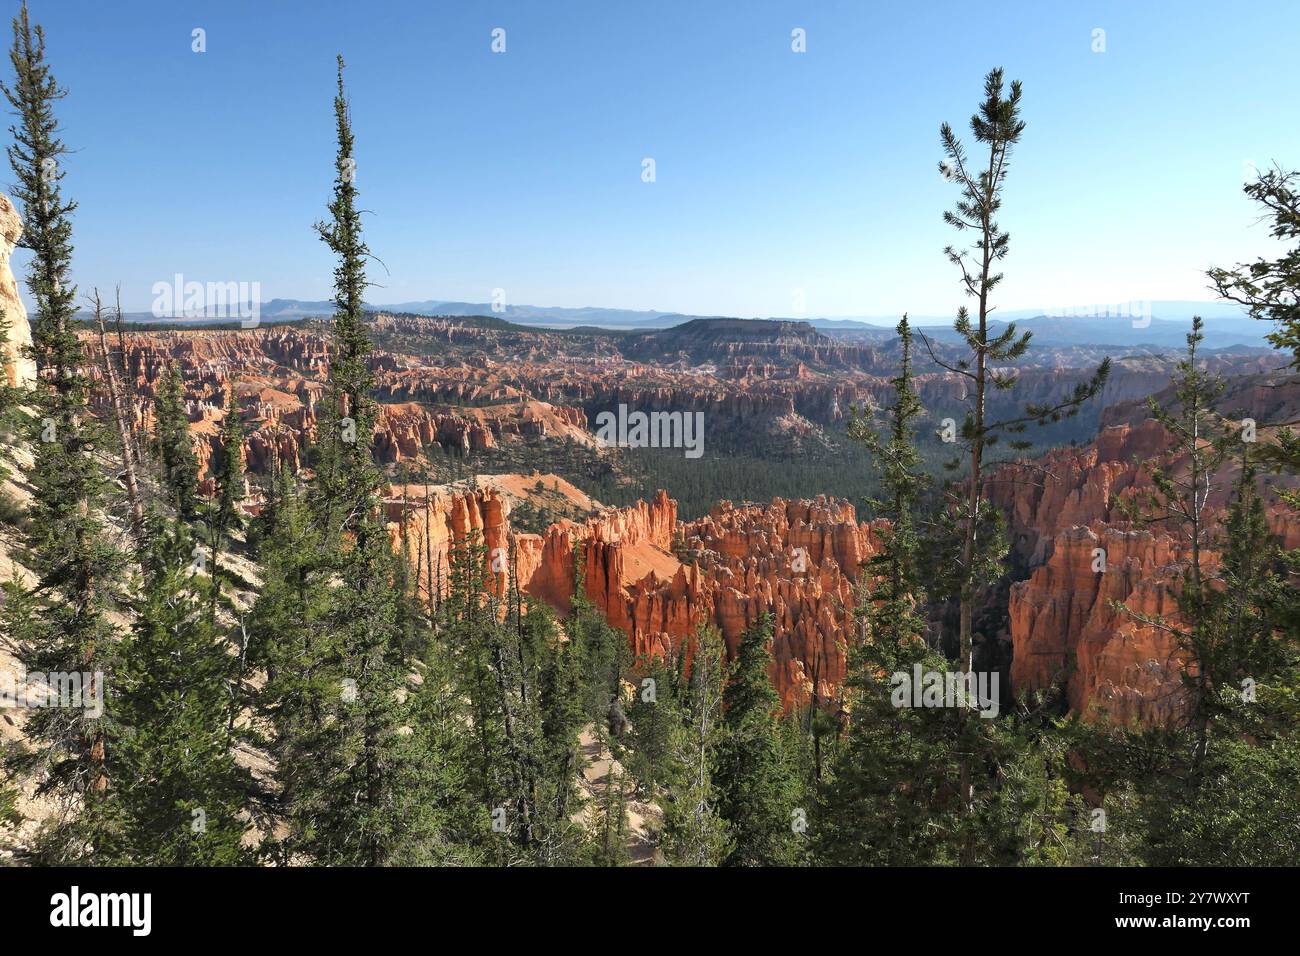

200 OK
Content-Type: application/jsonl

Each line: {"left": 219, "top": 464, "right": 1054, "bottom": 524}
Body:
{"left": 0, "top": 193, "right": 35, "bottom": 389}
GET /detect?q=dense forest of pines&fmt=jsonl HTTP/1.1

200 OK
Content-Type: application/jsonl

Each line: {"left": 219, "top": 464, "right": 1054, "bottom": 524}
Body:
{"left": 0, "top": 4, "right": 1297, "bottom": 867}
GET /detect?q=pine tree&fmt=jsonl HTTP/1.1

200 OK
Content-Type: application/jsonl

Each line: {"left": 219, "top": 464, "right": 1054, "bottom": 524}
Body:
{"left": 821, "top": 316, "right": 964, "bottom": 863}
{"left": 255, "top": 469, "right": 466, "bottom": 865}
{"left": 1195, "top": 443, "right": 1297, "bottom": 746}
{"left": 624, "top": 654, "right": 684, "bottom": 798}
{"left": 393, "top": 639, "right": 493, "bottom": 865}
{"left": 713, "top": 614, "right": 805, "bottom": 866}
{"left": 1115, "top": 318, "right": 1232, "bottom": 769}
{"left": 590, "top": 761, "right": 630, "bottom": 867}
{"left": 658, "top": 626, "right": 731, "bottom": 866}
{"left": 254, "top": 57, "right": 425, "bottom": 866}
{"left": 310, "top": 54, "right": 379, "bottom": 549}
{"left": 925, "top": 70, "right": 1109, "bottom": 853}
{"left": 568, "top": 585, "right": 630, "bottom": 723}
{"left": 0, "top": 306, "right": 20, "bottom": 493}
{"left": 847, "top": 316, "right": 930, "bottom": 655}
{"left": 1080, "top": 319, "right": 1300, "bottom": 864}
{"left": 152, "top": 360, "right": 198, "bottom": 519}
{"left": 1207, "top": 163, "right": 1300, "bottom": 477}
{"left": 0, "top": 0, "right": 124, "bottom": 857}
{"left": 1208, "top": 164, "right": 1300, "bottom": 364}
{"left": 435, "top": 534, "right": 590, "bottom": 865}
{"left": 818, "top": 314, "right": 1091, "bottom": 865}
{"left": 98, "top": 516, "right": 251, "bottom": 865}
{"left": 206, "top": 381, "right": 244, "bottom": 620}
{"left": 290, "top": 542, "right": 423, "bottom": 864}
{"left": 520, "top": 595, "right": 588, "bottom": 865}
{"left": 0, "top": 307, "right": 17, "bottom": 421}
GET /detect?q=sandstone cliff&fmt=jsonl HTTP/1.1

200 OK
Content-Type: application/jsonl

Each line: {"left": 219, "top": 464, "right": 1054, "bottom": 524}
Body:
{"left": 383, "top": 481, "right": 880, "bottom": 709}
{"left": 992, "top": 407, "right": 1298, "bottom": 724}
{"left": 1008, "top": 524, "right": 1198, "bottom": 725}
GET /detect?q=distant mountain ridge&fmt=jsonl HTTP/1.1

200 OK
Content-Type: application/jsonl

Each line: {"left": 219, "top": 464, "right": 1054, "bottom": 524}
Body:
{"left": 837, "top": 314, "right": 1276, "bottom": 351}
{"left": 97, "top": 296, "right": 1276, "bottom": 349}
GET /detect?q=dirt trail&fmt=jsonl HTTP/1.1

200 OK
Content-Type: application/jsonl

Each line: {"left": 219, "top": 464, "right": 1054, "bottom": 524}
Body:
{"left": 577, "top": 727, "right": 660, "bottom": 865}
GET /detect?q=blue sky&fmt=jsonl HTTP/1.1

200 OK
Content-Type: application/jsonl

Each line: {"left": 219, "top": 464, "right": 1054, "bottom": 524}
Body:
{"left": 8, "top": 0, "right": 1299, "bottom": 317}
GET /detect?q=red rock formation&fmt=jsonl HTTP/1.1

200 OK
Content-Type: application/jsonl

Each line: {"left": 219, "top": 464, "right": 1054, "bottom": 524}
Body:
{"left": 532, "top": 493, "right": 881, "bottom": 708}
{"left": 84, "top": 321, "right": 1277, "bottom": 500}
{"left": 992, "top": 415, "right": 1298, "bottom": 724}
{"left": 384, "top": 483, "right": 518, "bottom": 599}
{"left": 1008, "top": 525, "right": 1198, "bottom": 725}
{"left": 383, "top": 483, "right": 879, "bottom": 709}
{"left": 668, "top": 498, "right": 882, "bottom": 707}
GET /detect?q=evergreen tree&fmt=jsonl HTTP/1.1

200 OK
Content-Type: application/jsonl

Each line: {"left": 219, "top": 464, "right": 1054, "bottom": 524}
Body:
{"left": 98, "top": 516, "right": 251, "bottom": 865}
{"left": 252, "top": 57, "right": 430, "bottom": 866}
{"left": 589, "top": 759, "right": 630, "bottom": 867}
{"left": 822, "top": 315, "right": 949, "bottom": 861}
{"left": 152, "top": 360, "right": 198, "bottom": 519}
{"left": 207, "top": 381, "right": 244, "bottom": 617}
{"left": 255, "top": 473, "right": 472, "bottom": 865}
{"left": 246, "top": 466, "right": 320, "bottom": 681}
{"left": 1081, "top": 319, "right": 1300, "bottom": 864}
{"left": 821, "top": 316, "right": 967, "bottom": 863}
{"left": 394, "top": 639, "right": 493, "bottom": 865}
{"left": 847, "top": 316, "right": 930, "bottom": 655}
{"left": 818, "top": 315, "right": 1092, "bottom": 865}
{"left": 926, "top": 70, "right": 1109, "bottom": 852}
{"left": 713, "top": 614, "right": 805, "bottom": 866}
{"left": 310, "top": 54, "right": 379, "bottom": 549}
{"left": 0, "top": 308, "right": 17, "bottom": 421}
{"left": 1209, "top": 164, "right": 1300, "bottom": 477}
{"left": 0, "top": 0, "right": 124, "bottom": 858}
{"left": 658, "top": 626, "right": 731, "bottom": 866}
{"left": 624, "top": 654, "right": 684, "bottom": 798}
{"left": 568, "top": 583, "right": 630, "bottom": 723}
{"left": 0, "top": 307, "right": 20, "bottom": 496}
{"left": 1209, "top": 164, "right": 1300, "bottom": 364}
{"left": 524, "top": 596, "right": 589, "bottom": 865}
{"left": 1115, "top": 318, "right": 1233, "bottom": 769}
{"left": 437, "top": 534, "right": 589, "bottom": 865}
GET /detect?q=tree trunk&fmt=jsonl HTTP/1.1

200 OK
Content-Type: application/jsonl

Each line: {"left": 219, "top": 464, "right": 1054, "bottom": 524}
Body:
{"left": 94, "top": 303, "right": 145, "bottom": 552}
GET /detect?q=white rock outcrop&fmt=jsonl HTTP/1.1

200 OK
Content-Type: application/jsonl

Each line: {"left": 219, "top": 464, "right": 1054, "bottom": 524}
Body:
{"left": 0, "top": 192, "right": 35, "bottom": 389}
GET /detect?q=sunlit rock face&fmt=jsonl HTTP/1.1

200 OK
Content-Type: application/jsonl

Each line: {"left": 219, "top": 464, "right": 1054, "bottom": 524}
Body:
{"left": 386, "top": 484, "right": 881, "bottom": 710}
{"left": 992, "top": 408, "right": 1299, "bottom": 725}
{"left": 0, "top": 194, "right": 35, "bottom": 390}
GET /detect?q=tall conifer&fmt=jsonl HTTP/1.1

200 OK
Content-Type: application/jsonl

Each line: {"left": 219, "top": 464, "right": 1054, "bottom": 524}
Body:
{"left": 152, "top": 360, "right": 198, "bottom": 519}
{"left": 256, "top": 58, "right": 430, "bottom": 865}
{"left": 98, "top": 518, "right": 251, "bottom": 865}
{"left": 713, "top": 614, "right": 804, "bottom": 866}
{"left": 658, "top": 626, "right": 731, "bottom": 866}
{"left": 927, "top": 70, "right": 1108, "bottom": 849}
{"left": 0, "top": 1, "right": 123, "bottom": 857}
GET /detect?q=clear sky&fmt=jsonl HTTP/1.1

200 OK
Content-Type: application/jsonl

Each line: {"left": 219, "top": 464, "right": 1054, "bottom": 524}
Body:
{"left": 8, "top": 0, "right": 1299, "bottom": 317}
